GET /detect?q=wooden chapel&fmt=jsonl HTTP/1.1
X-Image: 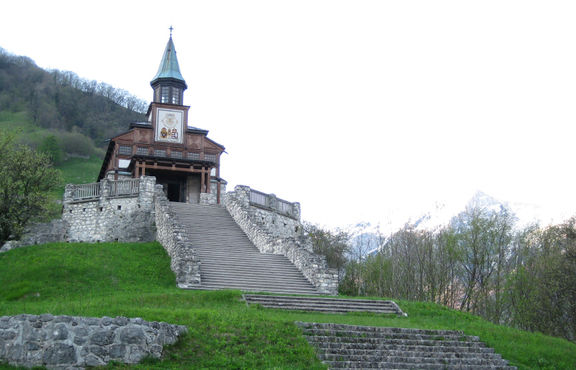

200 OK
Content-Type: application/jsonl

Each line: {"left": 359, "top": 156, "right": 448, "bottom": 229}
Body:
{"left": 98, "top": 33, "right": 226, "bottom": 204}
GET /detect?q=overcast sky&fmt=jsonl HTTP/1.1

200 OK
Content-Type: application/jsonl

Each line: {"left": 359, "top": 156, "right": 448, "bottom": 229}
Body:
{"left": 2, "top": 1, "right": 575, "bottom": 230}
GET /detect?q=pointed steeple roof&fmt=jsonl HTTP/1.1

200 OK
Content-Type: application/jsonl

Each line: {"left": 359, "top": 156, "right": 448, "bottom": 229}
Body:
{"left": 151, "top": 36, "right": 187, "bottom": 88}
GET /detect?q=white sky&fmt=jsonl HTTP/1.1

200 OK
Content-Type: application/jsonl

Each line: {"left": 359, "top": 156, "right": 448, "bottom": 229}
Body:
{"left": 1, "top": 1, "right": 575, "bottom": 230}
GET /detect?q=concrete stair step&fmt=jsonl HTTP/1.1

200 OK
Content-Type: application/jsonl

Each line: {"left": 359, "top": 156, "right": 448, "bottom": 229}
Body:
{"left": 201, "top": 271, "right": 310, "bottom": 281}
{"left": 201, "top": 277, "right": 315, "bottom": 289}
{"left": 320, "top": 354, "right": 510, "bottom": 366}
{"left": 201, "top": 273, "right": 308, "bottom": 281}
{"left": 305, "top": 336, "right": 488, "bottom": 348}
{"left": 245, "top": 295, "right": 404, "bottom": 315}
{"left": 247, "top": 296, "right": 400, "bottom": 307}
{"left": 247, "top": 302, "right": 398, "bottom": 312}
{"left": 318, "top": 348, "right": 503, "bottom": 360}
{"left": 204, "top": 267, "right": 307, "bottom": 275}
{"left": 196, "top": 256, "right": 299, "bottom": 266}
{"left": 200, "top": 265, "right": 307, "bottom": 274}
{"left": 301, "top": 328, "right": 476, "bottom": 341}
{"left": 324, "top": 361, "right": 515, "bottom": 369}
{"left": 316, "top": 342, "right": 496, "bottom": 354}
{"left": 298, "top": 322, "right": 465, "bottom": 336}
{"left": 187, "top": 283, "right": 319, "bottom": 294}
{"left": 258, "top": 305, "right": 398, "bottom": 314}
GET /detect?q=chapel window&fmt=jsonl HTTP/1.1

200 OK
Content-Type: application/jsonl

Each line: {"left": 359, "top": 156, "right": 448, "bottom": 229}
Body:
{"left": 118, "top": 145, "right": 132, "bottom": 156}
{"left": 161, "top": 86, "right": 170, "bottom": 103}
{"left": 171, "top": 88, "right": 181, "bottom": 104}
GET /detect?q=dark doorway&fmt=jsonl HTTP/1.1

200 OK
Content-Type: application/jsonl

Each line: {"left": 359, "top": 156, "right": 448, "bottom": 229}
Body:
{"left": 148, "top": 170, "right": 187, "bottom": 202}
{"left": 167, "top": 183, "right": 181, "bottom": 202}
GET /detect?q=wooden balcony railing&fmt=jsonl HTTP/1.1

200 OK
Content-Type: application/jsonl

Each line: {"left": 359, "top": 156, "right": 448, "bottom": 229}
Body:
{"left": 69, "top": 182, "right": 101, "bottom": 201}
{"left": 67, "top": 179, "right": 141, "bottom": 202}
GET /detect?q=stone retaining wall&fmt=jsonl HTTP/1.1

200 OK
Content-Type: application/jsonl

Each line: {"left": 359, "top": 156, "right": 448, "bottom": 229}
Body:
{"left": 1, "top": 178, "right": 157, "bottom": 252}
{"left": 0, "top": 314, "right": 187, "bottom": 369}
{"left": 154, "top": 185, "right": 201, "bottom": 288}
{"left": 225, "top": 186, "right": 338, "bottom": 295}
{"left": 0, "top": 220, "right": 69, "bottom": 253}
{"left": 61, "top": 177, "right": 156, "bottom": 243}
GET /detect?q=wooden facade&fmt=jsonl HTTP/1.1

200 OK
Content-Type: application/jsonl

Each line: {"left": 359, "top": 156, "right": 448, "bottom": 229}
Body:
{"left": 98, "top": 36, "right": 225, "bottom": 204}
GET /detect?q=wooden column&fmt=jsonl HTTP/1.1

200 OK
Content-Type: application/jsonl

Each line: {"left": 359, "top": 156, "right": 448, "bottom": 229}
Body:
{"left": 206, "top": 167, "right": 211, "bottom": 194}
{"left": 200, "top": 168, "right": 205, "bottom": 193}
{"left": 215, "top": 166, "right": 220, "bottom": 204}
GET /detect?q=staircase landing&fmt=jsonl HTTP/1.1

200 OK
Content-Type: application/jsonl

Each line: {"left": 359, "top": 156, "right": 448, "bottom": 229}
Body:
{"left": 244, "top": 294, "right": 404, "bottom": 315}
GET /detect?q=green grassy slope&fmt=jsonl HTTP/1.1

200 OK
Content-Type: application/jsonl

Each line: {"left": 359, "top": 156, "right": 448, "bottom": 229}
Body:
{"left": 1, "top": 110, "right": 105, "bottom": 219}
{"left": 0, "top": 242, "right": 575, "bottom": 369}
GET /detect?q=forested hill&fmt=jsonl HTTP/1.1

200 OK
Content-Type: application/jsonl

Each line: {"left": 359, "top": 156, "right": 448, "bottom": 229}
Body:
{"left": 0, "top": 47, "right": 146, "bottom": 149}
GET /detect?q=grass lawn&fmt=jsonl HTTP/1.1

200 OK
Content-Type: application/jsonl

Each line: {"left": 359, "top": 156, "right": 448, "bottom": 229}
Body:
{"left": 0, "top": 242, "right": 575, "bottom": 369}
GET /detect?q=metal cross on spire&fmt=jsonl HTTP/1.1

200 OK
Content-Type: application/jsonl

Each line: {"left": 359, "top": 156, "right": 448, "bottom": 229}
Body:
{"left": 169, "top": 26, "right": 174, "bottom": 38}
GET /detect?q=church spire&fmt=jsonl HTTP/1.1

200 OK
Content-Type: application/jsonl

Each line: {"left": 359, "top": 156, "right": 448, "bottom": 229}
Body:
{"left": 151, "top": 29, "right": 187, "bottom": 105}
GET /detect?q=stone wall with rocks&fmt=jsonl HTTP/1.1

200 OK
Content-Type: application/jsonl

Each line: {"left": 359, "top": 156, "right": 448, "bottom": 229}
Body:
{"left": 1, "top": 178, "right": 157, "bottom": 252}
{"left": 0, "top": 219, "right": 69, "bottom": 253}
{"left": 250, "top": 203, "right": 303, "bottom": 240}
{"left": 0, "top": 314, "right": 187, "bottom": 369}
{"left": 199, "top": 179, "right": 227, "bottom": 206}
{"left": 228, "top": 185, "right": 302, "bottom": 239}
{"left": 61, "top": 177, "right": 156, "bottom": 243}
{"left": 225, "top": 185, "right": 338, "bottom": 295}
{"left": 154, "top": 185, "right": 201, "bottom": 288}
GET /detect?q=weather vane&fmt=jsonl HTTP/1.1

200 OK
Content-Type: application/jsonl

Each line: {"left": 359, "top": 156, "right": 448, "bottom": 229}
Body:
{"left": 169, "top": 26, "right": 174, "bottom": 38}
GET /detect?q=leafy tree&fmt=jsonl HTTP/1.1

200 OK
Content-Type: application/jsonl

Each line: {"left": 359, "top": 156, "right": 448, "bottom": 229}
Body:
{"left": 0, "top": 133, "right": 61, "bottom": 244}
{"left": 450, "top": 204, "right": 515, "bottom": 318}
{"left": 506, "top": 219, "right": 576, "bottom": 341}
{"left": 304, "top": 222, "right": 350, "bottom": 281}
{"left": 38, "top": 134, "right": 63, "bottom": 164}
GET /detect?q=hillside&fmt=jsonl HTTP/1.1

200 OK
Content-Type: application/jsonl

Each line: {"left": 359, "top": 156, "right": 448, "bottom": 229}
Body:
{"left": 0, "top": 47, "right": 146, "bottom": 155}
{"left": 0, "top": 47, "right": 149, "bottom": 220}
{"left": 1, "top": 242, "right": 575, "bottom": 369}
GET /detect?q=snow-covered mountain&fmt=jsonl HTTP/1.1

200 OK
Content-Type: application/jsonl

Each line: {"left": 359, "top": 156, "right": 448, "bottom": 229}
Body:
{"left": 411, "top": 190, "right": 571, "bottom": 231}
{"left": 356, "top": 191, "right": 573, "bottom": 257}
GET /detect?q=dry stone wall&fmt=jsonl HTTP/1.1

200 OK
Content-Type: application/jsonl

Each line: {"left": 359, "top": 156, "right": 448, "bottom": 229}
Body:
{"left": 199, "top": 179, "right": 226, "bottom": 205}
{"left": 225, "top": 185, "right": 338, "bottom": 295}
{"left": 0, "top": 314, "right": 187, "bottom": 369}
{"left": 61, "top": 177, "right": 156, "bottom": 243}
{"left": 0, "top": 220, "right": 68, "bottom": 253}
{"left": 154, "top": 185, "right": 201, "bottom": 288}
{"left": 0, "top": 178, "right": 157, "bottom": 252}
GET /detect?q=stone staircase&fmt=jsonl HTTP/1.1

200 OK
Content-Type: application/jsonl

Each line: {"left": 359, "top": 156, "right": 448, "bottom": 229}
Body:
{"left": 297, "top": 322, "right": 516, "bottom": 369}
{"left": 243, "top": 294, "right": 404, "bottom": 315}
{"left": 169, "top": 202, "right": 319, "bottom": 295}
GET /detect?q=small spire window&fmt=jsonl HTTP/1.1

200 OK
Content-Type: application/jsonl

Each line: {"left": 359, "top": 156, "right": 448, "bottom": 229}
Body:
{"left": 171, "top": 88, "right": 181, "bottom": 104}
{"left": 161, "top": 87, "right": 170, "bottom": 103}
{"left": 158, "top": 86, "right": 181, "bottom": 104}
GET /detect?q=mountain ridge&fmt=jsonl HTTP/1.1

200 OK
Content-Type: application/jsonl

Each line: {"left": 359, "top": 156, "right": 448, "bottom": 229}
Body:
{"left": 0, "top": 47, "right": 146, "bottom": 152}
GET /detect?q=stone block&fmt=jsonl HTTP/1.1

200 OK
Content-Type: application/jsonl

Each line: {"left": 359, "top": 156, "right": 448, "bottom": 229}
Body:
{"left": 90, "top": 330, "right": 114, "bottom": 346}
{"left": 119, "top": 326, "right": 146, "bottom": 345}
{"left": 51, "top": 324, "right": 69, "bottom": 340}
{"left": 42, "top": 343, "right": 76, "bottom": 365}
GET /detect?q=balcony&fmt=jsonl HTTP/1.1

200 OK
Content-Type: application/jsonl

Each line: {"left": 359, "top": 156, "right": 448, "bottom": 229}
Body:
{"left": 122, "top": 146, "right": 218, "bottom": 164}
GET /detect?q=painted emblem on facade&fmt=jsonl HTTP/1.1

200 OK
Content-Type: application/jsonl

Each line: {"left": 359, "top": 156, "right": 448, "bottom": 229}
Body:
{"left": 156, "top": 109, "right": 183, "bottom": 143}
